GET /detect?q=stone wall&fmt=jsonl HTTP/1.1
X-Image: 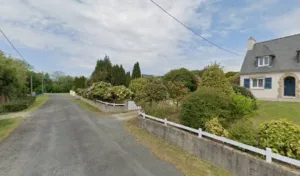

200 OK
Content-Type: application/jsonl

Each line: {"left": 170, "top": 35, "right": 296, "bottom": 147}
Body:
{"left": 139, "top": 118, "right": 300, "bottom": 176}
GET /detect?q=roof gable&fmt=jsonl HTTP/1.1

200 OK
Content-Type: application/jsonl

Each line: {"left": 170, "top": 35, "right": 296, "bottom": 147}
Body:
{"left": 241, "top": 34, "right": 300, "bottom": 75}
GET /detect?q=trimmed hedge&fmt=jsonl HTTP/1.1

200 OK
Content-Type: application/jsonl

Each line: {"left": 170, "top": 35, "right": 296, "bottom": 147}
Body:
{"left": 0, "top": 96, "right": 36, "bottom": 113}
{"left": 232, "top": 84, "right": 255, "bottom": 100}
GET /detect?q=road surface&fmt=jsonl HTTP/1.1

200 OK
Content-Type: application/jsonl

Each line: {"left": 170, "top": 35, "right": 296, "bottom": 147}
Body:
{"left": 0, "top": 94, "right": 182, "bottom": 176}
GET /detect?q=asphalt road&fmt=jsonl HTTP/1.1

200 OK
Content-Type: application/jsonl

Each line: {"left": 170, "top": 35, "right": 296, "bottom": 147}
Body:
{"left": 0, "top": 94, "right": 182, "bottom": 176}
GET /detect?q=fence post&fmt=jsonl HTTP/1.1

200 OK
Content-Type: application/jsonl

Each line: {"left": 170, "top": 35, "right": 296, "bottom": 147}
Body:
{"left": 266, "top": 148, "right": 272, "bottom": 163}
{"left": 164, "top": 118, "right": 167, "bottom": 126}
{"left": 198, "top": 128, "right": 202, "bottom": 138}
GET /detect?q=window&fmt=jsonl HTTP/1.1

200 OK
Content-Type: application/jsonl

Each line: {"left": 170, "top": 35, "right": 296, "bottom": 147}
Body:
{"left": 252, "top": 78, "right": 264, "bottom": 88}
{"left": 257, "top": 56, "right": 270, "bottom": 67}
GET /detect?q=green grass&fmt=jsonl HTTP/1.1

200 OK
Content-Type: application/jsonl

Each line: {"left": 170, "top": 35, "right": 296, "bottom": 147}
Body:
{"left": 125, "top": 118, "right": 232, "bottom": 176}
{"left": 0, "top": 118, "right": 24, "bottom": 141}
{"left": 74, "top": 99, "right": 101, "bottom": 113}
{"left": 22, "top": 95, "right": 49, "bottom": 113}
{"left": 252, "top": 101, "right": 300, "bottom": 125}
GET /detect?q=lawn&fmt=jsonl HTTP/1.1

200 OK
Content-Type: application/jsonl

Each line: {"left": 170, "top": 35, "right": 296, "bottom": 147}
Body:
{"left": 0, "top": 118, "right": 24, "bottom": 141}
{"left": 125, "top": 118, "right": 232, "bottom": 176}
{"left": 252, "top": 101, "right": 300, "bottom": 125}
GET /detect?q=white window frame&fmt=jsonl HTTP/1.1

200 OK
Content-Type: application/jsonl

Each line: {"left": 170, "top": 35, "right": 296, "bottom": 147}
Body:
{"left": 252, "top": 78, "right": 264, "bottom": 88}
{"left": 258, "top": 56, "right": 270, "bottom": 67}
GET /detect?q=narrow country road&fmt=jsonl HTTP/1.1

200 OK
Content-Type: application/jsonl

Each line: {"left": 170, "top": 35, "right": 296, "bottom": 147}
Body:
{"left": 0, "top": 94, "right": 182, "bottom": 176}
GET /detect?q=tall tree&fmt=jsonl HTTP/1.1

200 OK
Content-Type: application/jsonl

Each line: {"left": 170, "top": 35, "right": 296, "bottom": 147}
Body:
{"left": 74, "top": 76, "right": 87, "bottom": 90}
{"left": 91, "top": 55, "right": 112, "bottom": 83}
{"left": 132, "top": 62, "right": 141, "bottom": 79}
{"left": 163, "top": 68, "right": 197, "bottom": 92}
{"left": 125, "top": 72, "right": 131, "bottom": 87}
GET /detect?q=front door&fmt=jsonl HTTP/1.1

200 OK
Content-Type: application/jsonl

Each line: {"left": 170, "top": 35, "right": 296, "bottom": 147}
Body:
{"left": 284, "top": 77, "right": 296, "bottom": 96}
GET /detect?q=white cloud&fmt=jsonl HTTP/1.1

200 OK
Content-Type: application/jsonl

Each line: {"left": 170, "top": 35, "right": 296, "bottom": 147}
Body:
{"left": 0, "top": 0, "right": 243, "bottom": 76}
{"left": 265, "top": 8, "right": 300, "bottom": 36}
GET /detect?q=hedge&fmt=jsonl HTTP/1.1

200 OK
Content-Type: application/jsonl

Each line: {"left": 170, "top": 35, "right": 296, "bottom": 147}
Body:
{"left": 0, "top": 96, "right": 36, "bottom": 114}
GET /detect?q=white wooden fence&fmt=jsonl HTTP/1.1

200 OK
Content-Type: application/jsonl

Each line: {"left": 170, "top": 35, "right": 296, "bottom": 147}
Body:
{"left": 128, "top": 101, "right": 141, "bottom": 111}
{"left": 139, "top": 112, "right": 300, "bottom": 168}
{"left": 96, "top": 100, "right": 125, "bottom": 106}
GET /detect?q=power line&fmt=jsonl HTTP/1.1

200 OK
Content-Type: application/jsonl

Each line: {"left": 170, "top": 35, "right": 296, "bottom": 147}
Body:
{"left": 0, "top": 28, "right": 26, "bottom": 61}
{"left": 148, "top": 0, "right": 241, "bottom": 56}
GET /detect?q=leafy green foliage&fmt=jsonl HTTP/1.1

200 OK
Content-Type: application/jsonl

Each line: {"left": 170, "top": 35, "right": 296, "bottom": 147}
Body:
{"left": 180, "top": 87, "right": 231, "bottom": 129}
{"left": 200, "top": 64, "right": 233, "bottom": 95}
{"left": 227, "top": 73, "right": 240, "bottom": 85}
{"left": 0, "top": 96, "right": 36, "bottom": 113}
{"left": 204, "top": 118, "right": 229, "bottom": 137}
{"left": 90, "top": 55, "right": 112, "bottom": 83}
{"left": 230, "top": 93, "right": 256, "bottom": 118}
{"left": 163, "top": 68, "right": 197, "bottom": 92}
{"left": 74, "top": 76, "right": 87, "bottom": 90}
{"left": 228, "top": 119, "right": 258, "bottom": 146}
{"left": 258, "top": 120, "right": 300, "bottom": 159}
{"left": 232, "top": 84, "right": 256, "bottom": 100}
{"left": 111, "top": 64, "right": 126, "bottom": 86}
{"left": 129, "top": 78, "right": 148, "bottom": 94}
{"left": 86, "top": 82, "right": 112, "bottom": 100}
{"left": 135, "top": 78, "right": 167, "bottom": 105}
{"left": 125, "top": 72, "right": 131, "bottom": 87}
{"left": 110, "top": 85, "right": 133, "bottom": 101}
{"left": 166, "top": 81, "right": 189, "bottom": 109}
{"left": 132, "top": 62, "right": 142, "bottom": 79}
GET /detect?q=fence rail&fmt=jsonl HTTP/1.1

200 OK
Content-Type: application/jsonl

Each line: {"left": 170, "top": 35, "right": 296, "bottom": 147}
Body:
{"left": 139, "top": 112, "right": 300, "bottom": 168}
{"left": 96, "top": 100, "right": 125, "bottom": 106}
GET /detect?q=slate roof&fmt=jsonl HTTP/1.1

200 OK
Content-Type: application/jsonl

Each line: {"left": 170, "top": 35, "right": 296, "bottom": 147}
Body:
{"left": 240, "top": 34, "right": 300, "bottom": 75}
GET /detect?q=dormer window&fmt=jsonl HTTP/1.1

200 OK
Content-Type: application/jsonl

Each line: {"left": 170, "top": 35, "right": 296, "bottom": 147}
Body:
{"left": 257, "top": 56, "right": 270, "bottom": 67}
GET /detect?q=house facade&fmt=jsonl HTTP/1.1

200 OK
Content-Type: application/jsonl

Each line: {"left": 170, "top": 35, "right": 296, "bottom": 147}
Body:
{"left": 240, "top": 34, "right": 300, "bottom": 100}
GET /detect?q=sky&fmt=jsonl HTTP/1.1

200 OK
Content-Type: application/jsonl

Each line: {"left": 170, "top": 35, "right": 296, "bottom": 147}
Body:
{"left": 0, "top": 0, "right": 300, "bottom": 77}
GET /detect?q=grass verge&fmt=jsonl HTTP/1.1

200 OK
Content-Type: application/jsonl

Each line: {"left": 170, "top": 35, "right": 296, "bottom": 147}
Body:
{"left": 74, "top": 99, "right": 101, "bottom": 113}
{"left": 124, "top": 118, "right": 232, "bottom": 176}
{"left": 0, "top": 117, "right": 24, "bottom": 141}
{"left": 252, "top": 101, "right": 300, "bottom": 125}
{"left": 23, "top": 95, "right": 49, "bottom": 113}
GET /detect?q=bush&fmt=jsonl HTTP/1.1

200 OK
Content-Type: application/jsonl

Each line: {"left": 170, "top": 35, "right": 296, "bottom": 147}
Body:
{"left": 135, "top": 78, "right": 167, "bottom": 105}
{"left": 142, "top": 101, "right": 180, "bottom": 123}
{"left": 109, "top": 85, "right": 133, "bottom": 102}
{"left": 163, "top": 68, "right": 197, "bottom": 92}
{"left": 129, "top": 78, "right": 148, "bottom": 95}
{"left": 258, "top": 120, "right": 300, "bottom": 159}
{"left": 86, "top": 82, "right": 112, "bottom": 100}
{"left": 200, "top": 63, "right": 233, "bottom": 95}
{"left": 228, "top": 119, "right": 258, "bottom": 146}
{"left": 0, "top": 96, "right": 36, "bottom": 113}
{"left": 204, "top": 118, "right": 228, "bottom": 137}
{"left": 180, "top": 87, "right": 231, "bottom": 129}
{"left": 230, "top": 93, "right": 256, "bottom": 118}
{"left": 232, "top": 84, "right": 256, "bottom": 100}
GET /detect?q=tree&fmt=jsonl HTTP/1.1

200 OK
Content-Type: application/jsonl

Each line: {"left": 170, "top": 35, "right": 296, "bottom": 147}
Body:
{"left": 166, "top": 81, "right": 189, "bottom": 110}
{"left": 129, "top": 77, "right": 148, "bottom": 94}
{"left": 90, "top": 55, "right": 112, "bottom": 83}
{"left": 125, "top": 72, "right": 131, "bottom": 87}
{"left": 163, "top": 68, "right": 197, "bottom": 92}
{"left": 132, "top": 62, "right": 141, "bottom": 79}
{"left": 74, "top": 76, "right": 87, "bottom": 89}
{"left": 111, "top": 64, "right": 126, "bottom": 86}
{"left": 135, "top": 78, "right": 167, "bottom": 106}
{"left": 201, "top": 63, "right": 233, "bottom": 95}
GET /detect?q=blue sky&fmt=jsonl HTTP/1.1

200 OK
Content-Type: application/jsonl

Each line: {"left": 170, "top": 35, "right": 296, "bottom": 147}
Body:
{"left": 1, "top": 0, "right": 300, "bottom": 76}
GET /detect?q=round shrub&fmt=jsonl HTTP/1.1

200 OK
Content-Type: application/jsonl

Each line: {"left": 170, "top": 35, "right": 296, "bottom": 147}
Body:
{"left": 109, "top": 85, "right": 133, "bottom": 102}
{"left": 163, "top": 68, "right": 197, "bottom": 92}
{"left": 205, "top": 117, "right": 228, "bottom": 137}
{"left": 228, "top": 119, "right": 258, "bottom": 146}
{"left": 180, "top": 87, "right": 231, "bottom": 129}
{"left": 232, "top": 84, "right": 255, "bottom": 100}
{"left": 230, "top": 93, "right": 256, "bottom": 118}
{"left": 200, "top": 63, "right": 233, "bottom": 95}
{"left": 258, "top": 120, "right": 300, "bottom": 159}
{"left": 129, "top": 78, "right": 148, "bottom": 95}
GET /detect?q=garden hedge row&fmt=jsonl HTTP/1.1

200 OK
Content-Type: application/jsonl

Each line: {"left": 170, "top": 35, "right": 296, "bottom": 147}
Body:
{"left": 0, "top": 96, "right": 36, "bottom": 114}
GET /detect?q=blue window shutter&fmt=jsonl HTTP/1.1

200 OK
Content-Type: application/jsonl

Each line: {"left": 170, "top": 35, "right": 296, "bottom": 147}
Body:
{"left": 265, "top": 78, "right": 272, "bottom": 89}
{"left": 244, "top": 78, "right": 250, "bottom": 88}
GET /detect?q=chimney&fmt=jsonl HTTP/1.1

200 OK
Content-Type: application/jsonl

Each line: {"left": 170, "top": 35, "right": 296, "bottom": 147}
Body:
{"left": 247, "top": 37, "right": 256, "bottom": 50}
